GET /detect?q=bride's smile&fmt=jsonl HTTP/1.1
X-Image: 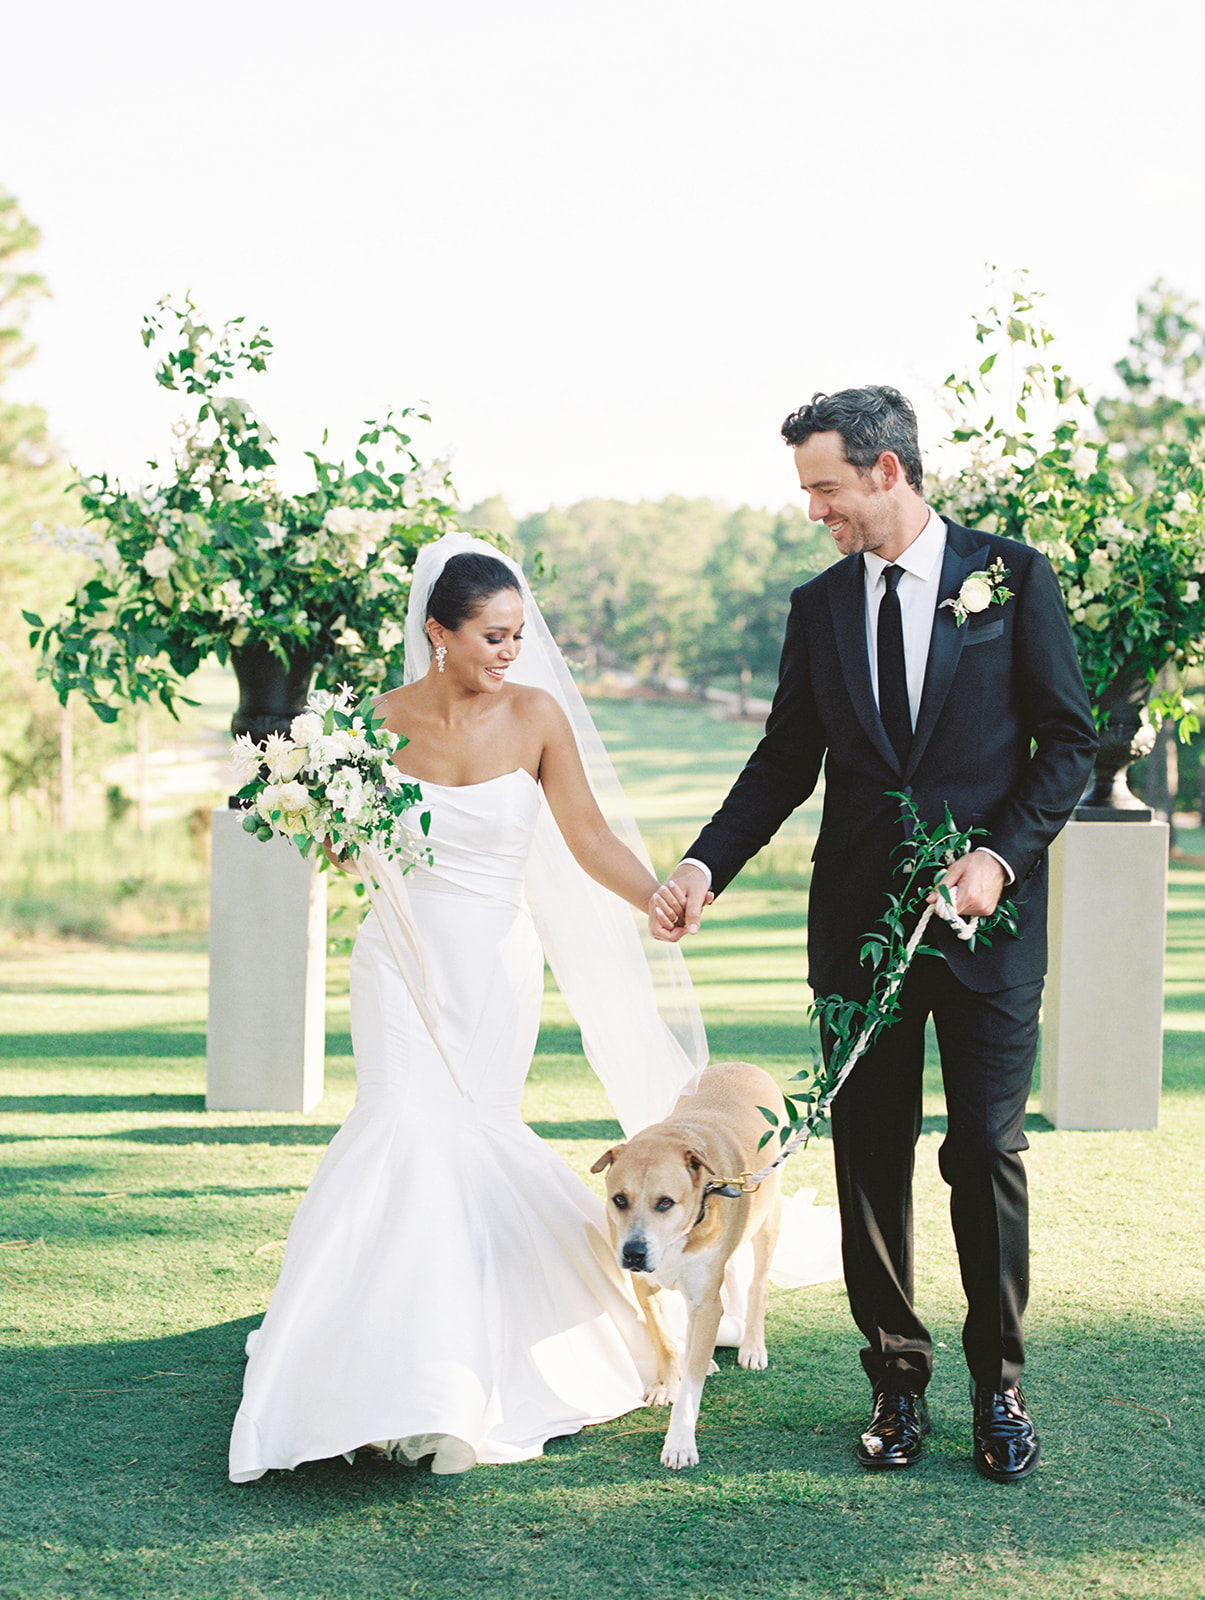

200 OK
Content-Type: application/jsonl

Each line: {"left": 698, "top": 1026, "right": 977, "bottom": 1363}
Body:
{"left": 436, "top": 589, "right": 525, "bottom": 692}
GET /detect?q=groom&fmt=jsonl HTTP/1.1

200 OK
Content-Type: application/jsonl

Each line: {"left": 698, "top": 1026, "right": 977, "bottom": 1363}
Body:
{"left": 651, "top": 386, "right": 1097, "bottom": 1481}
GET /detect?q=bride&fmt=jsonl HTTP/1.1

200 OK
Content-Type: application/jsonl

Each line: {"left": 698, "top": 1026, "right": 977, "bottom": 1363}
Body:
{"left": 228, "top": 531, "right": 839, "bottom": 1481}
{"left": 229, "top": 532, "right": 711, "bottom": 1480}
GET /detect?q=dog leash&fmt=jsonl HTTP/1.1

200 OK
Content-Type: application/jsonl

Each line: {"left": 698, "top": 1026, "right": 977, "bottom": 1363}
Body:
{"left": 705, "top": 892, "right": 980, "bottom": 1195}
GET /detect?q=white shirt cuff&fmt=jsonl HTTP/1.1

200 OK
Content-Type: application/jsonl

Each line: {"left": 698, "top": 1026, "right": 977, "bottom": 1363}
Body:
{"left": 676, "top": 857, "right": 713, "bottom": 889}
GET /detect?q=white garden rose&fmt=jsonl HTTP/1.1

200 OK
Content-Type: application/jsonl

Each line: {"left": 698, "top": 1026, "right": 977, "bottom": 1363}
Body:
{"left": 959, "top": 576, "right": 993, "bottom": 614}
{"left": 256, "top": 780, "right": 319, "bottom": 835}
{"left": 378, "top": 621, "right": 403, "bottom": 652}
{"left": 142, "top": 542, "right": 176, "bottom": 579}
{"left": 290, "top": 711, "right": 325, "bottom": 746}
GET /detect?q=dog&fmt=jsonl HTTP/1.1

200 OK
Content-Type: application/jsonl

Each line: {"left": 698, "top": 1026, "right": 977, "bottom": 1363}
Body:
{"left": 591, "top": 1061, "right": 785, "bottom": 1469}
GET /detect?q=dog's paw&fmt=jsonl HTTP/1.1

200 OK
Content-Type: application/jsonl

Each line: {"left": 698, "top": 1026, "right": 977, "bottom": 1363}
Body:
{"left": 643, "top": 1377, "right": 679, "bottom": 1407}
{"left": 660, "top": 1438, "right": 699, "bottom": 1470}
{"left": 738, "top": 1342, "right": 768, "bottom": 1371}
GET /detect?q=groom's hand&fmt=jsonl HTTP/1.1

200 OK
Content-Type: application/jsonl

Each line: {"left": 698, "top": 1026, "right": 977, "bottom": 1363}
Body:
{"left": 648, "top": 864, "right": 713, "bottom": 942}
{"left": 931, "top": 849, "right": 1005, "bottom": 919}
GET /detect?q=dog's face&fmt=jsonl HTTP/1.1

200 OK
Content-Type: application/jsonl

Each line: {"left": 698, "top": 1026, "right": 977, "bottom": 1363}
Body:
{"left": 590, "top": 1141, "right": 713, "bottom": 1273}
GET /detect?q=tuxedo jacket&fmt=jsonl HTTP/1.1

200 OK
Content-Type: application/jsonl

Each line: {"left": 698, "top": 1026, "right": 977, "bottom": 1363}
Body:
{"left": 686, "top": 519, "right": 1098, "bottom": 1001}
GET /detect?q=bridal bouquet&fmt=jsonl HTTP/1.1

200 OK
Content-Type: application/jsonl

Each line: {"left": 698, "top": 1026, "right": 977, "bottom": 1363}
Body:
{"left": 231, "top": 684, "right": 429, "bottom": 863}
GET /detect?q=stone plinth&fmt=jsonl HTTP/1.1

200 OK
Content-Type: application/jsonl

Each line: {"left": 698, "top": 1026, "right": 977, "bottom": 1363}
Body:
{"left": 1042, "top": 819, "right": 1167, "bottom": 1130}
{"left": 206, "top": 806, "right": 327, "bottom": 1112}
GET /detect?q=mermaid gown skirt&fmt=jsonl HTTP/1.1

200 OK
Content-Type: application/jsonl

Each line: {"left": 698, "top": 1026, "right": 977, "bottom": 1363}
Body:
{"left": 229, "top": 770, "right": 659, "bottom": 1479}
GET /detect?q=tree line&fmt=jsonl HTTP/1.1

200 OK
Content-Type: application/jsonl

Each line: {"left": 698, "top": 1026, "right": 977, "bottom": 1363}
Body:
{"left": 463, "top": 493, "right": 836, "bottom": 709}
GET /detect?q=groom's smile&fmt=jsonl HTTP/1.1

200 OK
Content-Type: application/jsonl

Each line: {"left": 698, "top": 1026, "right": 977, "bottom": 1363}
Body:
{"left": 793, "top": 429, "right": 915, "bottom": 561}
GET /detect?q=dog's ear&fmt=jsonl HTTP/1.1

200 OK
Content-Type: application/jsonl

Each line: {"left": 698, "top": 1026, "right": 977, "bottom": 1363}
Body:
{"left": 684, "top": 1147, "right": 715, "bottom": 1178}
{"left": 590, "top": 1145, "right": 624, "bottom": 1174}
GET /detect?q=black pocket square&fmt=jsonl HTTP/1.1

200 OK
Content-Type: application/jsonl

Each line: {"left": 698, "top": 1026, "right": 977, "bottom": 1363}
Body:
{"left": 963, "top": 618, "right": 1004, "bottom": 645}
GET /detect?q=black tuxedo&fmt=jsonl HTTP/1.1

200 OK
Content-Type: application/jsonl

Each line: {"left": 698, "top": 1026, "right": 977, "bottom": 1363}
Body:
{"left": 685, "top": 518, "right": 1097, "bottom": 1390}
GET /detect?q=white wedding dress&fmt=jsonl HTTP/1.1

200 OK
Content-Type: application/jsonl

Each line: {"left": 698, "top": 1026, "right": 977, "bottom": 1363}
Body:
{"left": 228, "top": 765, "right": 842, "bottom": 1481}
{"left": 229, "top": 769, "right": 663, "bottom": 1479}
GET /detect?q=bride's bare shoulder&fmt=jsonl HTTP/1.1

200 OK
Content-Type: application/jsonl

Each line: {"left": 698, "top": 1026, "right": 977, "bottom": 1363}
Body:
{"left": 506, "top": 683, "right": 565, "bottom": 728}
{"left": 371, "top": 682, "right": 422, "bottom": 733}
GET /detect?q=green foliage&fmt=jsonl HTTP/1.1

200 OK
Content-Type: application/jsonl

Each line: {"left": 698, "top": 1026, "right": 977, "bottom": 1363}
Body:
{"left": 26, "top": 296, "right": 467, "bottom": 724}
{"left": 1096, "top": 277, "right": 1205, "bottom": 487}
{"left": 0, "top": 186, "right": 48, "bottom": 386}
{"left": 0, "top": 186, "right": 108, "bottom": 818}
{"left": 937, "top": 275, "right": 1205, "bottom": 738}
{"left": 775, "top": 797, "right": 1018, "bottom": 1147}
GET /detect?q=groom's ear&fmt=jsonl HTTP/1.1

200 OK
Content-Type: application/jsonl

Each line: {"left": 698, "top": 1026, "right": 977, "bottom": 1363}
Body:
{"left": 591, "top": 1145, "right": 624, "bottom": 1174}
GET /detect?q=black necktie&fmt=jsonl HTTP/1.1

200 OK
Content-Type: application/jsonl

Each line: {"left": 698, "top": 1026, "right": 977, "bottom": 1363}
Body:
{"left": 877, "top": 564, "right": 911, "bottom": 767}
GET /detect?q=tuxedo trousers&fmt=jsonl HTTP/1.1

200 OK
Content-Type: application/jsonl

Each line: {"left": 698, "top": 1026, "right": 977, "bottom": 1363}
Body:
{"left": 824, "top": 953, "right": 1042, "bottom": 1393}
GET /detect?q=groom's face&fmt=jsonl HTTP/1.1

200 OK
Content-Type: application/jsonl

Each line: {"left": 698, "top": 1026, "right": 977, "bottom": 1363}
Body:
{"left": 793, "top": 431, "right": 894, "bottom": 558}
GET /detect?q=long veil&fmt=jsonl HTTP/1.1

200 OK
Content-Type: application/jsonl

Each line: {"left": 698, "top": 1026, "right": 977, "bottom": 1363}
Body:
{"left": 402, "top": 531, "right": 707, "bottom": 1135}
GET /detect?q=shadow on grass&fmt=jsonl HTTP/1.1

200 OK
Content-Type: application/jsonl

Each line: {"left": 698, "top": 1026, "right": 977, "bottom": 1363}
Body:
{"left": 1, "top": 1313, "right": 1202, "bottom": 1598}
{"left": 536, "top": 1023, "right": 811, "bottom": 1060}
{"left": 0, "top": 1093, "right": 206, "bottom": 1115}
{"left": 526, "top": 1119, "right": 622, "bottom": 1141}
{"left": 0, "top": 1030, "right": 206, "bottom": 1059}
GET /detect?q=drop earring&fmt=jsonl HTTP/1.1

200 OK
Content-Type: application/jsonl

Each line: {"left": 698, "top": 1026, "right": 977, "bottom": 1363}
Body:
{"left": 435, "top": 643, "right": 447, "bottom": 674}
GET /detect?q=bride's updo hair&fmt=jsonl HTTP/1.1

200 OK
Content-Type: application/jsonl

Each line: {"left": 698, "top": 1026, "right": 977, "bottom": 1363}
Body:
{"left": 425, "top": 551, "right": 521, "bottom": 631}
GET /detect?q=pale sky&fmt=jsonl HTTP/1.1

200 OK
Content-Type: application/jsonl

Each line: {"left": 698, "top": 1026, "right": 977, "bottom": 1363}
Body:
{"left": 4, "top": 0, "right": 1203, "bottom": 517}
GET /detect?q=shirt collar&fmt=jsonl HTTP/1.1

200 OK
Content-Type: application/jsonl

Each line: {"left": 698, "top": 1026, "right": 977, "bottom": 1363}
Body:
{"left": 864, "top": 507, "right": 945, "bottom": 586}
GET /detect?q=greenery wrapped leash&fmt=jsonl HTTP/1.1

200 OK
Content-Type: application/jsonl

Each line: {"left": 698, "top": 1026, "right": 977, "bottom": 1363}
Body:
{"left": 743, "top": 796, "right": 1019, "bottom": 1185}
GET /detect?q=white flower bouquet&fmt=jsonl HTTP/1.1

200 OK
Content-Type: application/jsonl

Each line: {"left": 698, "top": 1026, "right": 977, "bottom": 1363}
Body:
{"left": 230, "top": 683, "right": 429, "bottom": 864}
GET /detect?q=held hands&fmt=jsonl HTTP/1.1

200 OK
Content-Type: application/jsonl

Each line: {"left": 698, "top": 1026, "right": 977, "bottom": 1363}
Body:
{"left": 930, "top": 849, "right": 1005, "bottom": 920}
{"left": 648, "top": 864, "right": 714, "bottom": 943}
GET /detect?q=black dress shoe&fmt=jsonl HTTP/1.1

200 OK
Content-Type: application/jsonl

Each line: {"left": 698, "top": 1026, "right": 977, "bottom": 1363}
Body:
{"left": 856, "top": 1385, "right": 931, "bottom": 1469}
{"left": 971, "top": 1383, "right": 1040, "bottom": 1482}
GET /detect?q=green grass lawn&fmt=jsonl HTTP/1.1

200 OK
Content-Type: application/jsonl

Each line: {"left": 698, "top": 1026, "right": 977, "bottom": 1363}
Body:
{"left": 2, "top": 699, "right": 1203, "bottom": 1599}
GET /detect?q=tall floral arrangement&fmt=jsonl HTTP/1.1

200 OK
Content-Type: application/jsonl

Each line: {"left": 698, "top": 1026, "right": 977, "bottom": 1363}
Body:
{"left": 26, "top": 297, "right": 461, "bottom": 723}
{"left": 934, "top": 279, "right": 1205, "bottom": 741}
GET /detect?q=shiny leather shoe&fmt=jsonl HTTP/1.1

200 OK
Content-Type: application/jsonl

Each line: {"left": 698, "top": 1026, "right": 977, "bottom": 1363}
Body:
{"left": 971, "top": 1383, "right": 1040, "bottom": 1482}
{"left": 856, "top": 1385, "right": 930, "bottom": 1469}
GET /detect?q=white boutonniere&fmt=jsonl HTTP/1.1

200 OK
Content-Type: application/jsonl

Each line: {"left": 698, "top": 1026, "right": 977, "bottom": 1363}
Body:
{"left": 940, "top": 557, "right": 1013, "bottom": 626}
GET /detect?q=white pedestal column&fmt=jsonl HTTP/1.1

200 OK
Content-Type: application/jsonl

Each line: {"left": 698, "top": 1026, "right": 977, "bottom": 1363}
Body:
{"left": 206, "top": 806, "right": 327, "bottom": 1112}
{"left": 1042, "top": 819, "right": 1167, "bottom": 1130}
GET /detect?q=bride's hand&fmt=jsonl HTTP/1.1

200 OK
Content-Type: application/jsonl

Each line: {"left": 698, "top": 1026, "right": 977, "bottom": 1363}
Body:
{"left": 648, "top": 870, "right": 713, "bottom": 942}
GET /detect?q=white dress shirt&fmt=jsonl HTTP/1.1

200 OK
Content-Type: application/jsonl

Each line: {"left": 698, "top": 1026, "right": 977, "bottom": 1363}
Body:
{"left": 863, "top": 506, "right": 945, "bottom": 730}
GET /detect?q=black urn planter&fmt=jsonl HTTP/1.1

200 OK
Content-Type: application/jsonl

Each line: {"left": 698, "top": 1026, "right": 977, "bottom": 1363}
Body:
{"left": 1075, "top": 667, "right": 1156, "bottom": 821}
{"left": 230, "top": 641, "right": 317, "bottom": 746}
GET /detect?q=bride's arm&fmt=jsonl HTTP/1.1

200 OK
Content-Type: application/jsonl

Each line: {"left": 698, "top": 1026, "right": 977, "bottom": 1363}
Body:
{"left": 532, "top": 695, "right": 658, "bottom": 915}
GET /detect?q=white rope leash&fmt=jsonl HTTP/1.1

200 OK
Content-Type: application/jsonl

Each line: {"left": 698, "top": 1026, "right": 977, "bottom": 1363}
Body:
{"left": 734, "top": 890, "right": 979, "bottom": 1191}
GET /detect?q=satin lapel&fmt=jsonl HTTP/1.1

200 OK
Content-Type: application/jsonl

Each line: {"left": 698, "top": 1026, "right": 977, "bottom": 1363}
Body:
{"left": 905, "top": 521, "right": 990, "bottom": 780}
{"left": 828, "top": 554, "right": 901, "bottom": 774}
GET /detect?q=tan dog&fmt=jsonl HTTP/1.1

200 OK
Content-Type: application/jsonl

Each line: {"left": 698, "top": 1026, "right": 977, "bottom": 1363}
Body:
{"left": 591, "top": 1061, "right": 784, "bottom": 1469}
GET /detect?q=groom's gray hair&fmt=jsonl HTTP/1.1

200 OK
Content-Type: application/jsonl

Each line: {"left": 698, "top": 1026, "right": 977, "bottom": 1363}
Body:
{"left": 781, "top": 386, "right": 924, "bottom": 493}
